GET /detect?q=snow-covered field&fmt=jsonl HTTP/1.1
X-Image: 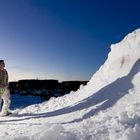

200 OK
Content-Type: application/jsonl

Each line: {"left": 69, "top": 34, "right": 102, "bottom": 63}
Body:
{"left": 0, "top": 29, "right": 140, "bottom": 140}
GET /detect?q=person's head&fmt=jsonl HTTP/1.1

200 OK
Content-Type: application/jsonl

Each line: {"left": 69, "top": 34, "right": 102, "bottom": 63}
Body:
{"left": 0, "top": 60, "right": 5, "bottom": 69}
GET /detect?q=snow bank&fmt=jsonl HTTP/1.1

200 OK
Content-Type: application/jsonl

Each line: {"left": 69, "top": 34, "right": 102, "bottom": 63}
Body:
{"left": 20, "top": 29, "right": 140, "bottom": 113}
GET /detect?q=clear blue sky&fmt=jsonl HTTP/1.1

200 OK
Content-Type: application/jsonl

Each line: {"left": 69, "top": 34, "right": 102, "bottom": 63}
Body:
{"left": 0, "top": 0, "right": 140, "bottom": 82}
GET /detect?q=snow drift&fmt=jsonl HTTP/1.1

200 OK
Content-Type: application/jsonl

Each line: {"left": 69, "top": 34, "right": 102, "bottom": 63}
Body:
{"left": 1, "top": 29, "right": 140, "bottom": 140}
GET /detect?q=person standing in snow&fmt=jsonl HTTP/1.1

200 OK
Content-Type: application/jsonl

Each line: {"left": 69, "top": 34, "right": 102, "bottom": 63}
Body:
{"left": 0, "top": 60, "right": 11, "bottom": 116}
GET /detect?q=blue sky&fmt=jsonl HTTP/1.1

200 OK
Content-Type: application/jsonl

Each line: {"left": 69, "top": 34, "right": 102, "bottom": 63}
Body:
{"left": 0, "top": 0, "right": 140, "bottom": 82}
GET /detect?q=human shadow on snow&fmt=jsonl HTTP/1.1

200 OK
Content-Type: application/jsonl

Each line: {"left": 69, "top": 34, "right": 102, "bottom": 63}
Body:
{"left": 1, "top": 59, "right": 140, "bottom": 123}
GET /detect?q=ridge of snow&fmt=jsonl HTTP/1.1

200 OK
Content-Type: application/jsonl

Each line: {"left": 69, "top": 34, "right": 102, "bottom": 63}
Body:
{"left": 39, "top": 28, "right": 140, "bottom": 111}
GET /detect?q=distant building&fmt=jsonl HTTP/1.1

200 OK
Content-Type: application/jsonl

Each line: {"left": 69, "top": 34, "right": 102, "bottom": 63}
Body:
{"left": 9, "top": 79, "right": 88, "bottom": 99}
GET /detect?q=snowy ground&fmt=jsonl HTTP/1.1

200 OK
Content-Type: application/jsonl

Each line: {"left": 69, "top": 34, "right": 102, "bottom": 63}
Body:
{"left": 0, "top": 29, "right": 140, "bottom": 140}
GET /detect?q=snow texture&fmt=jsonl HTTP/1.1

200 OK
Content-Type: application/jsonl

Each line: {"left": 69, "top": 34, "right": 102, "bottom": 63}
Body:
{"left": 0, "top": 29, "right": 140, "bottom": 140}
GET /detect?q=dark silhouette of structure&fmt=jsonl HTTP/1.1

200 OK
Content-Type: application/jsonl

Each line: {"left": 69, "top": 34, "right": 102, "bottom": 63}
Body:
{"left": 9, "top": 79, "right": 88, "bottom": 100}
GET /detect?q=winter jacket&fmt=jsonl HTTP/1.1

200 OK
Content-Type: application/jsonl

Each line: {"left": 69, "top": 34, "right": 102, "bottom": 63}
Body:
{"left": 0, "top": 69, "right": 8, "bottom": 88}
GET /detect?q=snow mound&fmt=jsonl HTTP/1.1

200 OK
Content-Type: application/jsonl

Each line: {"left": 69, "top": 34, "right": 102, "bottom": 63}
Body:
{"left": 26, "top": 28, "right": 140, "bottom": 112}
{"left": 1, "top": 29, "right": 140, "bottom": 140}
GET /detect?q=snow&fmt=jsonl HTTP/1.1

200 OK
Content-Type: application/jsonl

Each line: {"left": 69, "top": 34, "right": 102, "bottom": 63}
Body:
{"left": 1, "top": 28, "right": 140, "bottom": 140}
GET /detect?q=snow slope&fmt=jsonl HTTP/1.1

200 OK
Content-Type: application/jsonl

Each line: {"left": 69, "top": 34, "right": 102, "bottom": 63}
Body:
{"left": 0, "top": 29, "right": 140, "bottom": 140}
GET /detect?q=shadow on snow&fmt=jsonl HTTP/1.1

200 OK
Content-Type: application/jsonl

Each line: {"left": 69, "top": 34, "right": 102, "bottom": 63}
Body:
{"left": 1, "top": 59, "right": 140, "bottom": 124}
